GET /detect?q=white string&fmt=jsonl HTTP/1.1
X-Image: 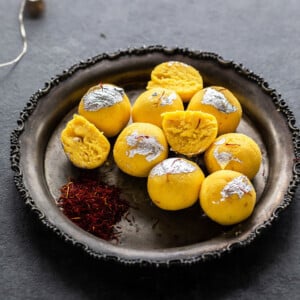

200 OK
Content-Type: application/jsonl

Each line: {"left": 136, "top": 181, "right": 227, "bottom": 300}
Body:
{"left": 0, "top": 0, "right": 27, "bottom": 68}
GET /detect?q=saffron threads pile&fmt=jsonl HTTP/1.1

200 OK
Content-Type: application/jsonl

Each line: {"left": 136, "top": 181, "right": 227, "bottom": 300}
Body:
{"left": 57, "top": 176, "right": 129, "bottom": 241}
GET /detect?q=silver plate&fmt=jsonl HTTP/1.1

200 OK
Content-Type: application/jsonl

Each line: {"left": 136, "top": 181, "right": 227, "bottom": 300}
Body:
{"left": 10, "top": 46, "right": 300, "bottom": 265}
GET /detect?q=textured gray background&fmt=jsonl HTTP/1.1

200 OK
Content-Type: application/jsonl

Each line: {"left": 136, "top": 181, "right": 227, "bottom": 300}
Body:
{"left": 1, "top": 0, "right": 299, "bottom": 299}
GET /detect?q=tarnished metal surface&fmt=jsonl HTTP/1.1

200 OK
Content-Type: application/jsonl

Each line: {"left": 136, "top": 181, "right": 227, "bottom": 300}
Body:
{"left": 10, "top": 46, "right": 299, "bottom": 265}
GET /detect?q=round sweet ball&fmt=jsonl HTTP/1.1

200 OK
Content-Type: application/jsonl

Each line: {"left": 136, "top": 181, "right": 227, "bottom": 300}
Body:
{"left": 204, "top": 133, "right": 262, "bottom": 180}
{"left": 78, "top": 83, "right": 131, "bottom": 137}
{"left": 147, "top": 158, "right": 205, "bottom": 211}
{"left": 61, "top": 114, "right": 110, "bottom": 169}
{"left": 161, "top": 110, "right": 218, "bottom": 156}
{"left": 132, "top": 87, "right": 184, "bottom": 128}
{"left": 113, "top": 122, "right": 168, "bottom": 177}
{"left": 146, "top": 61, "right": 203, "bottom": 102}
{"left": 187, "top": 86, "right": 242, "bottom": 135}
{"left": 199, "top": 170, "right": 256, "bottom": 225}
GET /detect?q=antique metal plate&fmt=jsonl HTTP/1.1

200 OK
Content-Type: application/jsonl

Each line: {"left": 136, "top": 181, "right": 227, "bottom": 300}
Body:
{"left": 10, "top": 46, "right": 300, "bottom": 265}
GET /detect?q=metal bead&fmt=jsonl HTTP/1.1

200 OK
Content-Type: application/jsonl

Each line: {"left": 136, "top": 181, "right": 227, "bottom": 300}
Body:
{"left": 25, "top": 0, "right": 45, "bottom": 18}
